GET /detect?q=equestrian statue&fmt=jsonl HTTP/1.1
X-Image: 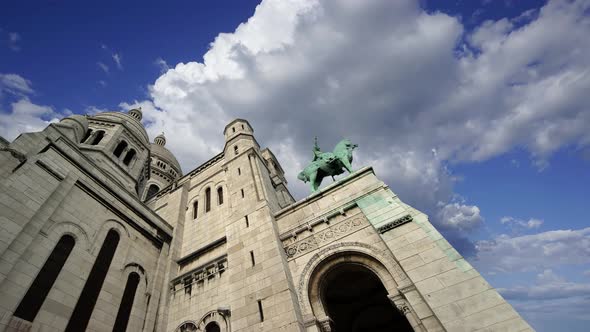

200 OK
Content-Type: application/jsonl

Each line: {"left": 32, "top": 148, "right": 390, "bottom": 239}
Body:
{"left": 297, "top": 137, "right": 358, "bottom": 192}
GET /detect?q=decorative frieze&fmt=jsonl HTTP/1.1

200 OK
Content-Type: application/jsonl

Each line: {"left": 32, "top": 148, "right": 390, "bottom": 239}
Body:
{"left": 377, "top": 214, "right": 413, "bottom": 234}
{"left": 279, "top": 201, "right": 358, "bottom": 242}
{"left": 283, "top": 215, "right": 366, "bottom": 259}
{"left": 170, "top": 255, "right": 227, "bottom": 295}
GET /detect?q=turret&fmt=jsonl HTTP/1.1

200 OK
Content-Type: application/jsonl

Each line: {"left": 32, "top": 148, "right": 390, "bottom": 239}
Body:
{"left": 223, "top": 119, "right": 259, "bottom": 157}
{"left": 128, "top": 107, "right": 143, "bottom": 121}
{"left": 143, "top": 133, "right": 182, "bottom": 201}
{"left": 58, "top": 114, "right": 89, "bottom": 143}
{"left": 79, "top": 108, "right": 151, "bottom": 196}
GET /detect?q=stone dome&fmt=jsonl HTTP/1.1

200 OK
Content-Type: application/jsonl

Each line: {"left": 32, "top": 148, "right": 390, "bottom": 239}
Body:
{"left": 150, "top": 133, "right": 181, "bottom": 174}
{"left": 93, "top": 111, "right": 149, "bottom": 145}
{"left": 60, "top": 114, "right": 89, "bottom": 143}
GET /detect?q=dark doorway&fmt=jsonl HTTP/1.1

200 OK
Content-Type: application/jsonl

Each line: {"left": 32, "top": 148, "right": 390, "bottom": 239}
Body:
{"left": 322, "top": 265, "right": 413, "bottom": 332}
{"left": 204, "top": 322, "right": 220, "bottom": 332}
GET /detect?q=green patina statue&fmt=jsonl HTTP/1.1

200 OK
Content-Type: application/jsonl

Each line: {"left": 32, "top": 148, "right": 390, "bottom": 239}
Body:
{"left": 298, "top": 137, "right": 358, "bottom": 192}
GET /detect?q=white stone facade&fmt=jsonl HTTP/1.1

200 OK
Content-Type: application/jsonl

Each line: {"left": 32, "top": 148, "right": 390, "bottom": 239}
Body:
{"left": 0, "top": 112, "right": 533, "bottom": 331}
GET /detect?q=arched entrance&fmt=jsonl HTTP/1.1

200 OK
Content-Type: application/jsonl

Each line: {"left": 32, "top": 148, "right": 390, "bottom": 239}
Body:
{"left": 321, "top": 264, "right": 413, "bottom": 332}
{"left": 205, "top": 322, "right": 220, "bottom": 332}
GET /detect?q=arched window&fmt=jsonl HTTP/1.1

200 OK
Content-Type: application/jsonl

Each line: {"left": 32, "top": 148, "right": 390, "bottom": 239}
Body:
{"left": 65, "top": 229, "right": 120, "bottom": 332}
{"left": 193, "top": 200, "right": 198, "bottom": 219}
{"left": 82, "top": 129, "right": 93, "bottom": 143}
{"left": 205, "top": 188, "right": 211, "bottom": 212}
{"left": 232, "top": 127, "right": 235, "bottom": 133}
{"left": 112, "top": 272, "right": 140, "bottom": 332}
{"left": 234, "top": 145, "right": 238, "bottom": 155}
{"left": 145, "top": 184, "right": 160, "bottom": 200}
{"left": 217, "top": 187, "right": 223, "bottom": 205}
{"left": 123, "top": 149, "right": 136, "bottom": 165}
{"left": 113, "top": 141, "right": 128, "bottom": 158}
{"left": 14, "top": 235, "right": 75, "bottom": 322}
{"left": 91, "top": 131, "right": 105, "bottom": 145}
{"left": 178, "top": 322, "right": 198, "bottom": 332}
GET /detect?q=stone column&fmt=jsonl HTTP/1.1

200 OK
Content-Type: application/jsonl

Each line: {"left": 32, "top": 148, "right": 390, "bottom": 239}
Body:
{"left": 388, "top": 293, "right": 426, "bottom": 332}
{"left": 119, "top": 146, "right": 130, "bottom": 159}
{"left": 85, "top": 130, "right": 98, "bottom": 144}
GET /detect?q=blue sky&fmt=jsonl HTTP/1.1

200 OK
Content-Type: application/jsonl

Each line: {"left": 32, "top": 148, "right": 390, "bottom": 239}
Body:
{"left": 1, "top": 1, "right": 589, "bottom": 331}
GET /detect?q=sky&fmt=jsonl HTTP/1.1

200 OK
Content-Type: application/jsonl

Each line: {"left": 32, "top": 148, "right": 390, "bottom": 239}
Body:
{"left": 1, "top": 0, "right": 589, "bottom": 330}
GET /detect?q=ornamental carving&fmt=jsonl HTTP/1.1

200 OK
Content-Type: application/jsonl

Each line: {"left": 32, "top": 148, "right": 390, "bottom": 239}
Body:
{"left": 396, "top": 302, "right": 411, "bottom": 315}
{"left": 170, "top": 256, "right": 227, "bottom": 295}
{"left": 283, "top": 216, "right": 365, "bottom": 259}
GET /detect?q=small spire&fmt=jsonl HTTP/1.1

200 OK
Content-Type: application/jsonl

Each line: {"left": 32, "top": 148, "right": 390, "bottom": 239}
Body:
{"left": 154, "top": 132, "right": 166, "bottom": 146}
{"left": 128, "top": 107, "right": 143, "bottom": 121}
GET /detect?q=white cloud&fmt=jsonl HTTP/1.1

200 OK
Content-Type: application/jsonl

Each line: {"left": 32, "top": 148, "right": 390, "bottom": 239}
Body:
{"left": 498, "top": 269, "right": 590, "bottom": 322}
{"left": 438, "top": 202, "right": 483, "bottom": 231}
{"left": 474, "top": 227, "right": 590, "bottom": 273}
{"left": 97, "top": 62, "right": 109, "bottom": 74}
{"left": 0, "top": 73, "right": 33, "bottom": 96}
{"left": 501, "top": 272, "right": 590, "bottom": 301}
{"left": 130, "top": 0, "right": 590, "bottom": 209}
{"left": 154, "top": 57, "right": 170, "bottom": 74}
{"left": 0, "top": 98, "right": 59, "bottom": 141}
{"left": 112, "top": 53, "right": 123, "bottom": 70}
{"left": 501, "top": 216, "right": 544, "bottom": 231}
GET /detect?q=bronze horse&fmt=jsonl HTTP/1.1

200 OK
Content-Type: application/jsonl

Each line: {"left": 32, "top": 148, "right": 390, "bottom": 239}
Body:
{"left": 297, "top": 138, "right": 358, "bottom": 192}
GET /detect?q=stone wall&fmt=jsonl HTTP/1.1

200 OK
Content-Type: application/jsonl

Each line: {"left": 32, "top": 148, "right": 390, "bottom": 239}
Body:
{"left": 0, "top": 127, "right": 171, "bottom": 332}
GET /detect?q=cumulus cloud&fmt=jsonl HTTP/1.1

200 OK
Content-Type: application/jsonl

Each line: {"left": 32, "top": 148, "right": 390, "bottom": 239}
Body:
{"left": 474, "top": 227, "right": 590, "bottom": 273}
{"left": 154, "top": 57, "right": 170, "bottom": 74}
{"left": 0, "top": 98, "right": 59, "bottom": 141}
{"left": 132, "top": 0, "right": 590, "bottom": 209}
{"left": 0, "top": 73, "right": 63, "bottom": 141}
{"left": 498, "top": 269, "right": 590, "bottom": 322}
{"left": 0, "top": 73, "right": 33, "bottom": 96}
{"left": 438, "top": 202, "right": 483, "bottom": 231}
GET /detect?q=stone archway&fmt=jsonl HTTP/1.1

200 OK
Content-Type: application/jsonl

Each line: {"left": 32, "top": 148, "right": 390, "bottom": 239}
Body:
{"left": 319, "top": 263, "right": 413, "bottom": 332}
{"left": 300, "top": 244, "right": 427, "bottom": 332}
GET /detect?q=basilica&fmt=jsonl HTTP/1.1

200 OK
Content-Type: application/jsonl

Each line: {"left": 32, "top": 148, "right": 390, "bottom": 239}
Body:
{"left": 0, "top": 108, "right": 532, "bottom": 331}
